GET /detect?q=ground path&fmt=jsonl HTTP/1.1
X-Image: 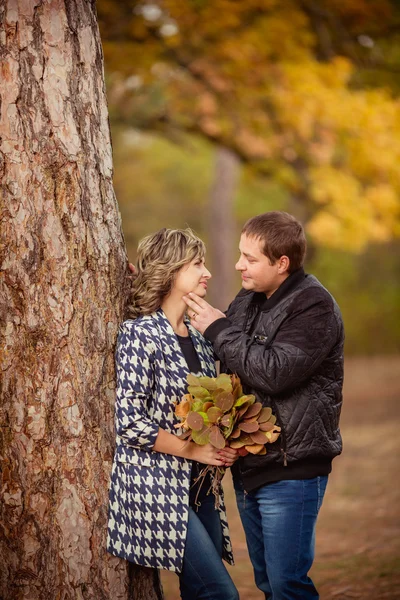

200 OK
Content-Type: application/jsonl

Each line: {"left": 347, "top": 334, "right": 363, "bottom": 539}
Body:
{"left": 161, "top": 356, "right": 400, "bottom": 599}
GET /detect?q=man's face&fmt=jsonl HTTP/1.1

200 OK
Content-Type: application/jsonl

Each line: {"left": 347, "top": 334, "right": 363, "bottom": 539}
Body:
{"left": 235, "top": 234, "right": 288, "bottom": 297}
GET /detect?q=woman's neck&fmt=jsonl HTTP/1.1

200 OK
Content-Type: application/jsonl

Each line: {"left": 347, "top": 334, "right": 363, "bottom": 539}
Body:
{"left": 160, "top": 294, "right": 188, "bottom": 336}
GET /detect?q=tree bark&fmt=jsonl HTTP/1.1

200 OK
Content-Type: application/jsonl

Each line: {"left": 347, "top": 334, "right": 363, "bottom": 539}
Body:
{"left": 207, "top": 146, "right": 240, "bottom": 311}
{"left": 0, "top": 2, "right": 162, "bottom": 599}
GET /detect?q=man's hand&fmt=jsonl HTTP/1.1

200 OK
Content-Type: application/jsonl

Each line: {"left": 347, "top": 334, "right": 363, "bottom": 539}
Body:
{"left": 183, "top": 292, "right": 225, "bottom": 334}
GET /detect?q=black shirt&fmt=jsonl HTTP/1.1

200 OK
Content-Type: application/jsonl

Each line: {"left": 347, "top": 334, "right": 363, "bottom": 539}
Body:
{"left": 175, "top": 333, "right": 213, "bottom": 506}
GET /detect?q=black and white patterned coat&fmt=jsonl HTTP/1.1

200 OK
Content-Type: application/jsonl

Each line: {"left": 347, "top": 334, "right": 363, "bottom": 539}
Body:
{"left": 107, "top": 308, "right": 234, "bottom": 573}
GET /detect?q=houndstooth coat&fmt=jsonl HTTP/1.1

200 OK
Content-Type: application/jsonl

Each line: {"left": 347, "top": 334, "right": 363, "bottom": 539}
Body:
{"left": 107, "top": 308, "right": 234, "bottom": 573}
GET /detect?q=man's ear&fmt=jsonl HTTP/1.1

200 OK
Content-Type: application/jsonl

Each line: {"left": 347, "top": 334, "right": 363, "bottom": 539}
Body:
{"left": 278, "top": 255, "right": 290, "bottom": 274}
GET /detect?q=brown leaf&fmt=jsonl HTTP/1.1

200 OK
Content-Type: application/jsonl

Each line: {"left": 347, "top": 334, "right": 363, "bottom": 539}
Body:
{"left": 239, "top": 421, "right": 259, "bottom": 433}
{"left": 266, "top": 429, "right": 280, "bottom": 443}
{"left": 249, "top": 430, "right": 269, "bottom": 445}
{"left": 175, "top": 397, "right": 191, "bottom": 418}
{"left": 229, "top": 434, "right": 252, "bottom": 449}
{"left": 207, "top": 406, "right": 223, "bottom": 423}
{"left": 209, "top": 426, "right": 226, "bottom": 449}
{"left": 245, "top": 443, "right": 266, "bottom": 454}
{"left": 258, "top": 407, "right": 273, "bottom": 423}
{"left": 214, "top": 391, "right": 234, "bottom": 413}
{"left": 259, "top": 421, "right": 275, "bottom": 432}
{"left": 243, "top": 402, "right": 263, "bottom": 419}
{"left": 191, "top": 425, "right": 211, "bottom": 445}
{"left": 230, "top": 427, "right": 241, "bottom": 439}
{"left": 237, "top": 447, "right": 249, "bottom": 457}
{"left": 220, "top": 414, "right": 231, "bottom": 427}
{"left": 186, "top": 411, "right": 204, "bottom": 431}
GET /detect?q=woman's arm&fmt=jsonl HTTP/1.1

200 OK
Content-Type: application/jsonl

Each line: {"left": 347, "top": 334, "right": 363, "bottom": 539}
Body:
{"left": 116, "top": 321, "right": 238, "bottom": 466}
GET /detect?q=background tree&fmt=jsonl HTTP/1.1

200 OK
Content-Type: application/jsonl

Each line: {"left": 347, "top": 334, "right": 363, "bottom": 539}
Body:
{"left": 0, "top": 1, "right": 161, "bottom": 599}
{"left": 97, "top": 0, "right": 400, "bottom": 351}
{"left": 98, "top": 0, "right": 400, "bottom": 250}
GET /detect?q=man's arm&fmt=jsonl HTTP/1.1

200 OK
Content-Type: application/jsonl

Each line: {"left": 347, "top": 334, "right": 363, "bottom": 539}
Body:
{"left": 204, "top": 289, "right": 341, "bottom": 395}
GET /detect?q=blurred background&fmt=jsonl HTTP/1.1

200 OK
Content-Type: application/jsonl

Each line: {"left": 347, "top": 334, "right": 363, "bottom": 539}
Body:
{"left": 97, "top": 1, "right": 400, "bottom": 597}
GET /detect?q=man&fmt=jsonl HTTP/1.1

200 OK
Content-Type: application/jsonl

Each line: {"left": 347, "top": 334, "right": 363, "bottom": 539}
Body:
{"left": 183, "top": 211, "right": 344, "bottom": 600}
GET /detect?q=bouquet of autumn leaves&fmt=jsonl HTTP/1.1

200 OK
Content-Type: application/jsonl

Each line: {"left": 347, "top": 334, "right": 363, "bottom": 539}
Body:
{"left": 174, "top": 372, "right": 281, "bottom": 506}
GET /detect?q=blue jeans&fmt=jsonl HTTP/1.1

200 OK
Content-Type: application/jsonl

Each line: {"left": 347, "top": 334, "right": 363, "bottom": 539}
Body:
{"left": 179, "top": 494, "right": 239, "bottom": 600}
{"left": 235, "top": 476, "right": 328, "bottom": 600}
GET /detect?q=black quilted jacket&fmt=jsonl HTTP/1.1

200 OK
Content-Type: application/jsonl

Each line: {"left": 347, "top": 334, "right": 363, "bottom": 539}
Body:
{"left": 205, "top": 269, "right": 344, "bottom": 491}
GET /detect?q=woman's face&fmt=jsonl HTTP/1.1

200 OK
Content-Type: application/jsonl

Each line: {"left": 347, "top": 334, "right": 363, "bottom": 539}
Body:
{"left": 173, "top": 257, "right": 211, "bottom": 298}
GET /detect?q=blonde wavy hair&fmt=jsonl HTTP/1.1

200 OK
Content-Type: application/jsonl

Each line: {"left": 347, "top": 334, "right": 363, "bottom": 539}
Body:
{"left": 127, "top": 228, "right": 206, "bottom": 318}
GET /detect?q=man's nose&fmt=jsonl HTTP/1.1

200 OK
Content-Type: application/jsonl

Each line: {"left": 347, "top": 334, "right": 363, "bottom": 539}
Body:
{"left": 235, "top": 258, "right": 244, "bottom": 271}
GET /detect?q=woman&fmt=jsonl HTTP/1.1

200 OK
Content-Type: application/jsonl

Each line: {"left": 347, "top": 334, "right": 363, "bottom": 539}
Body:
{"left": 107, "top": 228, "right": 239, "bottom": 600}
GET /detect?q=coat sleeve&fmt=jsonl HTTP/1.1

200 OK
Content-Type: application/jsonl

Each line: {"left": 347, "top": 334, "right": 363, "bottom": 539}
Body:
{"left": 207, "top": 288, "right": 342, "bottom": 395}
{"left": 114, "top": 321, "right": 159, "bottom": 452}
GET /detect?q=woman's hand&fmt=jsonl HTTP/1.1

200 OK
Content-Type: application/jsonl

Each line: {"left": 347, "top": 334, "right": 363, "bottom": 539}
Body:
{"left": 188, "top": 443, "right": 239, "bottom": 467}
{"left": 189, "top": 443, "right": 226, "bottom": 466}
{"left": 217, "top": 446, "right": 239, "bottom": 468}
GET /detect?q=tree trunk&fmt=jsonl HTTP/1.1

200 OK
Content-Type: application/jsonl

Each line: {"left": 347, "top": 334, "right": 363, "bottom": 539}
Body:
{"left": 0, "top": 2, "right": 162, "bottom": 599}
{"left": 207, "top": 146, "right": 240, "bottom": 311}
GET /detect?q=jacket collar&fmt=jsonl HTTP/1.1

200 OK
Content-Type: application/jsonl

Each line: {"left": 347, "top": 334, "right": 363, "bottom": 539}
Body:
{"left": 249, "top": 268, "right": 306, "bottom": 312}
{"left": 151, "top": 308, "right": 215, "bottom": 385}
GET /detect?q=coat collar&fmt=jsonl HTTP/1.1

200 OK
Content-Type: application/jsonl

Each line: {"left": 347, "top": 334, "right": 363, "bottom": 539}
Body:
{"left": 150, "top": 308, "right": 215, "bottom": 385}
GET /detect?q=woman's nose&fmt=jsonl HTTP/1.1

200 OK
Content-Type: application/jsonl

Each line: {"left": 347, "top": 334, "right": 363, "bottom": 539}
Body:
{"left": 203, "top": 267, "right": 212, "bottom": 279}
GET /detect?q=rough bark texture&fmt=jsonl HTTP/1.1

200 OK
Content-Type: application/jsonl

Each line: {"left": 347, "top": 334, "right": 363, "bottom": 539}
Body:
{"left": 207, "top": 146, "right": 240, "bottom": 311}
{"left": 0, "top": 2, "right": 162, "bottom": 599}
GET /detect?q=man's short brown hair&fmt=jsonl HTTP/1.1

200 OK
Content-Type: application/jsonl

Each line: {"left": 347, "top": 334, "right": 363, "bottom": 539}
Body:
{"left": 242, "top": 211, "right": 306, "bottom": 273}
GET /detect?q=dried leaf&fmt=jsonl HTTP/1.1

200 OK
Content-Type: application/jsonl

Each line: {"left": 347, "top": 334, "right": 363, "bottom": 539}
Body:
{"left": 258, "top": 407, "right": 272, "bottom": 422}
{"left": 191, "top": 425, "right": 211, "bottom": 445}
{"left": 234, "top": 394, "right": 255, "bottom": 408}
{"left": 237, "top": 447, "right": 249, "bottom": 457}
{"left": 249, "top": 430, "right": 269, "bottom": 444}
{"left": 188, "top": 386, "right": 210, "bottom": 400}
{"left": 243, "top": 402, "right": 263, "bottom": 419}
{"left": 239, "top": 421, "right": 259, "bottom": 433}
{"left": 192, "top": 400, "right": 205, "bottom": 412}
{"left": 214, "top": 391, "right": 234, "bottom": 413}
{"left": 187, "top": 374, "right": 201, "bottom": 387}
{"left": 245, "top": 443, "right": 266, "bottom": 454}
{"left": 230, "top": 427, "right": 241, "bottom": 439}
{"left": 214, "top": 373, "right": 233, "bottom": 392}
{"left": 259, "top": 421, "right": 275, "bottom": 432}
{"left": 175, "top": 397, "right": 191, "bottom": 418}
{"left": 220, "top": 414, "right": 231, "bottom": 427}
{"left": 207, "top": 406, "right": 223, "bottom": 423}
{"left": 198, "top": 376, "right": 218, "bottom": 391}
{"left": 209, "top": 426, "right": 225, "bottom": 449}
{"left": 229, "top": 434, "right": 252, "bottom": 448}
{"left": 203, "top": 401, "right": 213, "bottom": 412}
{"left": 268, "top": 414, "right": 277, "bottom": 425}
{"left": 266, "top": 430, "right": 280, "bottom": 443}
{"left": 186, "top": 411, "right": 204, "bottom": 431}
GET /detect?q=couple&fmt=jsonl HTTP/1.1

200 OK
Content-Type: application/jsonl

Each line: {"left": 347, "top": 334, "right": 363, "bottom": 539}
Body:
{"left": 107, "top": 211, "right": 344, "bottom": 600}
